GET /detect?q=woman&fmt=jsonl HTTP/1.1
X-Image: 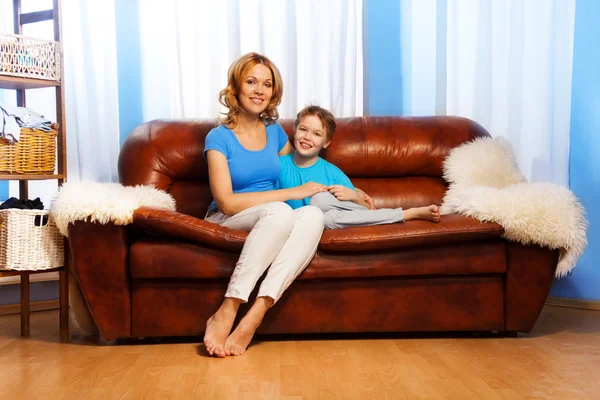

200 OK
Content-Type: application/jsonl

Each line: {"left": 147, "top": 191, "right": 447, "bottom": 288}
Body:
{"left": 203, "top": 53, "right": 326, "bottom": 357}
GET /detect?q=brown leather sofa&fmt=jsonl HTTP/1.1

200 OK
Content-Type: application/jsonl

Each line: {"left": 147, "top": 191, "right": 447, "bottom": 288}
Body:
{"left": 68, "top": 117, "right": 558, "bottom": 341}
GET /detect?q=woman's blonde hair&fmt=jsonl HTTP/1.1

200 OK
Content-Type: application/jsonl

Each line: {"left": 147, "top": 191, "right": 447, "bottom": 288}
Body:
{"left": 218, "top": 52, "right": 283, "bottom": 127}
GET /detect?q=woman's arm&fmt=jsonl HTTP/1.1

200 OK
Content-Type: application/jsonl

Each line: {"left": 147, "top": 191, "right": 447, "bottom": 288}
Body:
{"left": 207, "top": 150, "right": 325, "bottom": 215}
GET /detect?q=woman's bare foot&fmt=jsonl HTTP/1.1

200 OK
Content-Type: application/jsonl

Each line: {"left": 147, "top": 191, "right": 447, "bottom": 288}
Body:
{"left": 204, "top": 299, "right": 240, "bottom": 358}
{"left": 404, "top": 205, "right": 440, "bottom": 222}
{"left": 224, "top": 297, "right": 272, "bottom": 356}
{"left": 224, "top": 314, "right": 262, "bottom": 356}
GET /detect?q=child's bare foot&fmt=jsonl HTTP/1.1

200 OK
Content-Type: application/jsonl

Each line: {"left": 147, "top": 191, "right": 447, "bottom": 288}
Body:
{"left": 404, "top": 205, "right": 440, "bottom": 222}
{"left": 224, "top": 313, "right": 263, "bottom": 356}
{"left": 204, "top": 307, "right": 237, "bottom": 358}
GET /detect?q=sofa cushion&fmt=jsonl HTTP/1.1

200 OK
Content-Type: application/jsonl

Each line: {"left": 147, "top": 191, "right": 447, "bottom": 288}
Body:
{"left": 129, "top": 238, "right": 318, "bottom": 281}
{"left": 130, "top": 238, "right": 506, "bottom": 281}
{"left": 318, "top": 214, "right": 504, "bottom": 253}
{"left": 316, "top": 240, "right": 506, "bottom": 279}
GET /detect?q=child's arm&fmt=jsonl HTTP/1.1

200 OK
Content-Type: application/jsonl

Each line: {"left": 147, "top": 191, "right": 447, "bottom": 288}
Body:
{"left": 356, "top": 188, "right": 375, "bottom": 210}
{"left": 327, "top": 185, "right": 371, "bottom": 209}
{"left": 327, "top": 168, "right": 374, "bottom": 209}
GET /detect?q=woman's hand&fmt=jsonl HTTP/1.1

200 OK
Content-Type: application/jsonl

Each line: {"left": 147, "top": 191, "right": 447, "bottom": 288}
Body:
{"left": 328, "top": 185, "right": 359, "bottom": 202}
{"left": 356, "top": 187, "right": 375, "bottom": 210}
{"left": 291, "top": 182, "right": 328, "bottom": 200}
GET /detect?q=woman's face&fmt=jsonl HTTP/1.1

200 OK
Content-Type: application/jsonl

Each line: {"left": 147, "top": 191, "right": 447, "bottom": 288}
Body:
{"left": 238, "top": 63, "right": 274, "bottom": 116}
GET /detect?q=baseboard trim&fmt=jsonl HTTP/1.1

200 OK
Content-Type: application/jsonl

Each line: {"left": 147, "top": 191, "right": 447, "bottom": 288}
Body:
{"left": 0, "top": 299, "right": 59, "bottom": 316}
{"left": 546, "top": 296, "right": 600, "bottom": 311}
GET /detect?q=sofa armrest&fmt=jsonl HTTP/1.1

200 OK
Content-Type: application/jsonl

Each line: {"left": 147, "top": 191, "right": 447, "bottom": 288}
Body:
{"left": 68, "top": 220, "right": 132, "bottom": 340}
{"left": 504, "top": 242, "right": 559, "bottom": 333}
{"left": 132, "top": 207, "right": 246, "bottom": 252}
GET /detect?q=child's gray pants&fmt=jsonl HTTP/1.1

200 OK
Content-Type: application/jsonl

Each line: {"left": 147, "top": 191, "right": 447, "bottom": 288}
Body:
{"left": 310, "top": 192, "right": 404, "bottom": 230}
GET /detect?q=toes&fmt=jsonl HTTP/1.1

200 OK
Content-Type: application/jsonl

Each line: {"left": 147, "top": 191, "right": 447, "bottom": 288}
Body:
{"left": 204, "top": 340, "right": 213, "bottom": 354}
{"left": 224, "top": 343, "right": 232, "bottom": 357}
{"left": 215, "top": 346, "right": 227, "bottom": 358}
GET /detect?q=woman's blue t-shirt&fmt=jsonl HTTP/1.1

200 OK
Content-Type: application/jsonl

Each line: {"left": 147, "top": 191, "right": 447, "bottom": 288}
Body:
{"left": 204, "top": 121, "right": 289, "bottom": 212}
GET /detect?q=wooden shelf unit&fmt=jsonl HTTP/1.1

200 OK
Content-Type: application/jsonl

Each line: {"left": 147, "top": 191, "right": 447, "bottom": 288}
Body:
{"left": 0, "top": 75, "right": 61, "bottom": 90}
{"left": 0, "top": 174, "right": 64, "bottom": 180}
{"left": 0, "top": 0, "right": 68, "bottom": 343}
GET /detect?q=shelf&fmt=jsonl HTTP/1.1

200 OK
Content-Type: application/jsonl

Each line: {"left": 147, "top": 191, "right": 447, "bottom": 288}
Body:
{"left": 0, "top": 174, "right": 64, "bottom": 180}
{"left": 0, "top": 75, "right": 60, "bottom": 90}
{"left": 0, "top": 267, "right": 63, "bottom": 278}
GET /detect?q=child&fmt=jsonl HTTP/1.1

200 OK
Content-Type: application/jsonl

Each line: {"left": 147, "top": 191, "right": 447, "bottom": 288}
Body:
{"left": 277, "top": 105, "right": 440, "bottom": 229}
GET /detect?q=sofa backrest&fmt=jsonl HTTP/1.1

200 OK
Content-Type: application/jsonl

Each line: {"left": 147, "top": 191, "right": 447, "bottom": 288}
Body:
{"left": 119, "top": 116, "right": 489, "bottom": 218}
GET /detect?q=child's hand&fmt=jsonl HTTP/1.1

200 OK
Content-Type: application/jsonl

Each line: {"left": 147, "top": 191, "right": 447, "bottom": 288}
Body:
{"left": 356, "top": 188, "right": 375, "bottom": 210}
{"left": 293, "top": 182, "right": 327, "bottom": 200}
{"left": 327, "top": 185, "right": 359, "bottom": 202}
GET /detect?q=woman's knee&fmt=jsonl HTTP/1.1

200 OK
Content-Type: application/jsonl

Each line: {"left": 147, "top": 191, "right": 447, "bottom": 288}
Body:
{"left": 263, "top": 202, "right": 295, "bottom": 233}
{"left": 296, "top": 205, "right": 325, "bottom": 229}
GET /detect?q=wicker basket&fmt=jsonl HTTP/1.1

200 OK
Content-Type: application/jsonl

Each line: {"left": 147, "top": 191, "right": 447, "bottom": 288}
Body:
{"left": 0, "top": 128, "right": 57, "bottom": 174}
{"left": 0, "top": 33, "right": 61, "bottom": 81}
{"left": 0, "top": 209, "right": 64, "bottom": 271}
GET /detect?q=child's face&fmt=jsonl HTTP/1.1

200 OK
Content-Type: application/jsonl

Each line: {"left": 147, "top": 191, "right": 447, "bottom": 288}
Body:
{"left": 294, "top": 115, "right": 331, "bottom": 159}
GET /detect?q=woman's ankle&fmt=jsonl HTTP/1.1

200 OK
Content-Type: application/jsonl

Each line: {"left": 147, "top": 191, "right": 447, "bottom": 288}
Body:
{"left": 217, "top": 297, "right": 242, "bottom": 317}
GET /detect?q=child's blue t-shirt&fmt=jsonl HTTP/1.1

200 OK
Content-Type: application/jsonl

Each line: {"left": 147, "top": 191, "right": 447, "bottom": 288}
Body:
{"left": 204, "top": 122, "right": 289, "bottom": 211}
{"left": 276, "top": 154, "right": 355, "bottom": 209}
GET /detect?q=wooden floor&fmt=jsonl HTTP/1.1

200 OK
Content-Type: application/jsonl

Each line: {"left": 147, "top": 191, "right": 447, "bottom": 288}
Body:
{"left": 0, "top": 306, "right": 599, "bottom": 399}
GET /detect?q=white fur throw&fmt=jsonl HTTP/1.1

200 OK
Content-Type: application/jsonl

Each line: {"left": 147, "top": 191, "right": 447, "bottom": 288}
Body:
{"left": 441, "top": 137, "right": 587, "bottom": 278}
{"left": 49, "top": 180, "right": 176, "bottom": 336}
{"left": 50, "top": 181, "right": 176, "bottom": 237}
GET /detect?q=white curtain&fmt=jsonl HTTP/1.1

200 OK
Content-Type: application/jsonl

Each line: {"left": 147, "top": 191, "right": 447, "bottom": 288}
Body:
{"left": 138, "top": 0, "right": 363, "bottom": 121}
{"left": 402, "top": 0, "right": 575, "bottom": 186}
{"left": 1, "top": 0, "right": 121, "bottom": 205}
{"left": 62, "top": 0, "right": 121, "bottom": 182}
{"left": 446, "top": 0, "right": 576, "bottom": 186}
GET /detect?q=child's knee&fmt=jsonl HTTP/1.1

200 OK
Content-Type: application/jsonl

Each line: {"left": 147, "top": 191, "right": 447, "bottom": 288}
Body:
{"left": 309, "top": 192, "right": 336, "bottom": 211}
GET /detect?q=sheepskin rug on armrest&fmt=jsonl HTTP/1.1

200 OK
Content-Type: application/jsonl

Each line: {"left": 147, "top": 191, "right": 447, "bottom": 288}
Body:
{"left": 440, "top": 137, "right": 588, "bottom": 278}
{"left": 50, "top": 181, "right": 176, "bottom": 237}
{"left": 49, "top": 181, "right": 176, "bottom": 337}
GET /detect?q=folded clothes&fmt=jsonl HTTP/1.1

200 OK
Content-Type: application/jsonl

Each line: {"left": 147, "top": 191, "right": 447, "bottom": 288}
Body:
{"left": 1, "top": 105, "right": 54, "bottom": 142}
{"left": 0, "top": 197, "right": 44, "bottom": 210}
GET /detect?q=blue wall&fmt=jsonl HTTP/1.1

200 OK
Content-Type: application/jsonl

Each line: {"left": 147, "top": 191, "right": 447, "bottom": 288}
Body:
{"left": 550, "top": 0, "right": 600, "bottom": 300}
{"left": 1, "top": 281, "right": 59, "bottom": 304}
{"left": 366, "top": 0, "right": 443, "bottom": 117}
{"left": 0, "top": 181, "right": 7, "bottom": 201}
{"left": 0, "top": 89, "right": 8, "bottom": 201}
{"left": 114, "top": 0, "right": 142, "bottom": 145}
{"left": 367, "top": 0, "right": 403, "bottom": 116}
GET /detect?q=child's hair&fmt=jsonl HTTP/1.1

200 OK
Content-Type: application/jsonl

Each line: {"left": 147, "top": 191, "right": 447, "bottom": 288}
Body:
{"left": 293, "top": 105, "right": 336, "bottom": 141}
{"left": 218, "top": 52, "right": 284, "bottom": 127}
